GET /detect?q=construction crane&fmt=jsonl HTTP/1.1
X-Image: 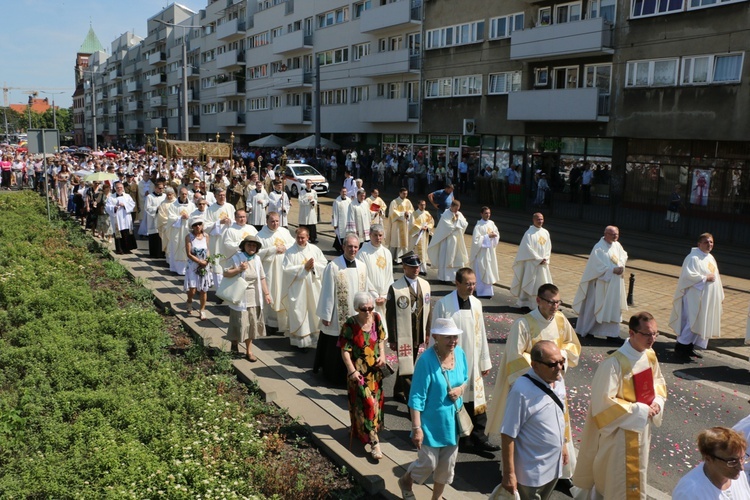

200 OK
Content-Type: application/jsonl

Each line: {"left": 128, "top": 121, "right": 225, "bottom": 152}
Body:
{"left": 3, "top": 83, "right": 71, "bottom": 108}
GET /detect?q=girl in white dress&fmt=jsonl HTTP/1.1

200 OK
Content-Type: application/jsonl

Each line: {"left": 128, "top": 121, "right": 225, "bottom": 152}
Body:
{"left": 184, "top": 217, "right": 213, "bottom": 320}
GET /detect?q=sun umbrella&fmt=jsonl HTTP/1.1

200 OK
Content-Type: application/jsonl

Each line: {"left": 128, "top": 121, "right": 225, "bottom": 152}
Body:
{"left": 104, "top": 152, "right": 118, "bottom": 158}
{"left": 138, "top": 148, "right": 146, "bottom": 154}
{"left": 248, "top": 134, "right": 290, "bottom": 148}
{"left": 91, "top": 151, "right": 105, "bottom": 157}
{"left": 85, "top": 172, "right": 120, "bottom": 182}
{"left": 285, "top": 135, "right": 340, "bottom": 150}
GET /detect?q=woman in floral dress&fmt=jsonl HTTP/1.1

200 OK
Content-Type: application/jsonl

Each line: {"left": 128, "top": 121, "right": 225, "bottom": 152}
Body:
{"left": 339, "top": 291, "right": 387, "bottom": 460}
{"left": 184, "top": 216, "right": 213, "bottom": 320}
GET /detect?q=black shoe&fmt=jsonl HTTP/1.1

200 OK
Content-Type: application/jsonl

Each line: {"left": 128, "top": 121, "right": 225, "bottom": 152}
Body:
{"left": 215, "top": 299, "right": 224, "bottom": 305}
{"left": 474, "top": 441, "right": 500, "bottom": 452}
{"left": 393, "top": 393, "right": 407, "bottom": 404}
{"left": 554, "top": 478, "right": 573, "bottom": 495}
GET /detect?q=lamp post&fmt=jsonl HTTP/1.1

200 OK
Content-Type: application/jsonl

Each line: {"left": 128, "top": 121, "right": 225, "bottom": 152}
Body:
{"left": 155, "top": 19, "right": 201, "bottom": 142}
{"left": 40, "top": 91, "right": 65, "bottom": 130}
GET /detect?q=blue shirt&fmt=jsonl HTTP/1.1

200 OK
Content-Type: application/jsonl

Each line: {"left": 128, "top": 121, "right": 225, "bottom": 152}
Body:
{"left": 430, "top": 189, "right": 453, "bottom": 211}
{"left": 408, "top": 346, "right": 469, "bottom": 447}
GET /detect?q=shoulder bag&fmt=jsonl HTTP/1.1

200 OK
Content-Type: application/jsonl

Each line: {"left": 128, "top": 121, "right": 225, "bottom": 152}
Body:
{"left": 441, "top": 365, "right": 473, "bottom": 438}
{"left": 216, "top": 271, "right": 248, "bottom": 305}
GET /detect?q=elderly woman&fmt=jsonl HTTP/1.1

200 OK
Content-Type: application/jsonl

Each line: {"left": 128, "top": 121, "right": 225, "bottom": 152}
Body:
{"left": 184, "top": 216, "right": 212, "bottom": 320}
{"left": 94, "top": 183, "right": 113, "bottom": 241}
{"left": 398, "top": 317, "right": 468, "bottom": 500}
{"left": 339, "top": 291, "right": 387, "bottom": 460}
{"left": 672, "top": 426, "right": 750, "bottom": 497}
{"left": 223, "top": 235, "right": 272, "bottom": 362}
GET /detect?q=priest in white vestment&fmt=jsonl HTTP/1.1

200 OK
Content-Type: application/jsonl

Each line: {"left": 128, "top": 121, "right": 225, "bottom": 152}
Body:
{"left": 315, "top": 233, "right": 376, "bottom": 384}
{"left": 166, "top": 187, "right": 196, "bottom": 275}
{"left": 245, "top": 180, "right": 269, "bottom": 230}
{"left": 366, "top": 188, "right": 386, "bottom": 226}
{"left": 267, "top": 179, "right": 291, "bottom": 228}
{"left": 257, "top": 212, "right": 296, "bottom": 335}
{"left": 511, "top": 212, "right": 552, "bottom": 309}
{"left": 355, "top": 224, "right": 393, "bottom": 325}
{"left": 668, "top": 232, "right": 724, "bottom": 358}
{"left": 431, "top": 267, "right": 495, "bottom": 451}
{"left": 282, "top": 227, "right": 327, "bottom": 349}
{"left": 427, "top": 200, "right": 469, "bottom": 283}
{"left": 470, "top": 207, "right": 500, "bottom": 298}
{"left": 106, "top": 181, "right": 138, "bottom": 254}
{"left": 156, "top": 187, "right": 176, "bottom": 256}
{"left": 345, "top": 189, "right": 371, "bottom": 244}
{"left": 136, "top": 170, "right": 155, "bottom": 236}
{"left": 331, "top": 187, "right": 351, "bottom": 252}
{"left": 486, "top": 283, "right": 581, "bottom": 478}
{"left": 409, "top": 200, "right": 434, "bottom": 275}
{"left": 572, "top": 312, "right": 666, "bottom": 500}
{"left": 298, "top": 179, "right": 318, "bottom": 243}
{"left": 204, "top": 188, "right": 235, "bottom": 289}
{"left": 145, "top": 181, "right": 166, "bottom": 257}
{"left": 573, "top": 226, "right": 628, "bottom": 339}
{"left": 387, "top": 188, "right": 414, "bottom": 263}
{"left": 221, "top": 209, "right": 258, "bottom": 268}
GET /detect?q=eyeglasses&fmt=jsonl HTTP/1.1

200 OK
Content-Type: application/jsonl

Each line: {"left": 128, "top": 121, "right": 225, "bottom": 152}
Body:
{"left": 536, "top": 359, "right": 565, "bottom": 368}
{"left": 538, "top": 297, "right": 562, "bottom": 306}
{"left": 358, "top": 306, "right": 374, "bottom": 312}
{"left": 709, "top": 453, "right": 750, "bottom": 468}
{"left": 634, "top": 330, "right": 659, "bottom": 338}
{"left": 461, "top": 282, "right": 477, "bottom": 288}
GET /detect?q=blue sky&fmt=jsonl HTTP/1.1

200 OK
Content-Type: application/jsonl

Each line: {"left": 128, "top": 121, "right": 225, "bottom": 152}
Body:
{"left": 1, "top": 0, "right": 203, "bottom": 110}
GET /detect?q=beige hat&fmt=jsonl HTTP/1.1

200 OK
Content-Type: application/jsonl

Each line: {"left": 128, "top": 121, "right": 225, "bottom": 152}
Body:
{"left": 239, "top": 234, "right": 262, "bottom": 251}
{"left": 430, "top": 317, "right": 463, "bottom": 336}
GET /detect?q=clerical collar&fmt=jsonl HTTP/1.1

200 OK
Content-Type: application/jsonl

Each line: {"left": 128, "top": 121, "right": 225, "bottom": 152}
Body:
{"left": 274, "top": 190, "right": 282, "bottom": 195}
{"left": 116, "top": 193, "right": 123, "bottom": 197}
{"left": 178, "top": 199, "right": 188, "bottom": 204}
{"left": 457, "top": 294, "right": 471, "bottom": 310}
{"left": 344, "top": 258, "right": 357, "bottom": 268}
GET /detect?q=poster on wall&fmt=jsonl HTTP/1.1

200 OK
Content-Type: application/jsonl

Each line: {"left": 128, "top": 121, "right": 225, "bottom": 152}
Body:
{"left": 690, "top": 169, "right": 711, "bottom": 206}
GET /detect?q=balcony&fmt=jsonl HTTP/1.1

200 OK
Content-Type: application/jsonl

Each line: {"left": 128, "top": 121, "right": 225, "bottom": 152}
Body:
{"left": 188, "top": 89, "right": 199, "bottom": 101}
{"left": 127, "top": 100, "right": 143, "bottom": 112}
{"left": 272, "top": 105, "right": 311, "bottom": 124}
{"left": 126, "top": 120, "right": 144, "bottom": 131}
{"left": 109, "top": 87, "right": 120, "bottom": 98}
{"left": 148, "top": 51, "right": 167, "bottom": 65}
{"left": 507, "top": 87, "right": 609, "bottom": 121}
{"left": 109, "top": 68, "right": 122, "bottom": 81}
{"left": 356, "top": 49, "right": 415, "bottom": 77}
{"left": 149, "top": 117, "right": 168, "bottom": 130}
{"left": 216, "top": 80, "right": 246, "bottom": 98}
{"left": 149, "top": 73, "right": 167, "bottom": 86}
{"left": 273, "top": 68, "right": 312, "bottom": 89}
{"left": 96, "top": 107, "right": 104, "bottom": 117}
{"left": 126, "top": 81, "right": 142, "bottom": 93}
{"left": 217, "top": 111, "right": 246, "bottom": 127}
{"left": 189, "top": 114, "right": 200, "bottom": 128}
{"left": 360, "top": 0, "right": 422, "bottom": 34}
{"left": 109, "top": 105, "right": 122, "bottom": 115}
{"left": 150, "top": 96, "right": 167, "bottom": 107}
{"left": 178, "top": 66, "right": 199, "bottom": 79}
{"left": 272, "top": 30, "right": 313, "bottom": 55}
{"left": 359, "top": 98, "right": 412, "bottom": 122}
{"left": 216, "top": 18, "right": 246, "bottom": 41}
{"left": 216, "top": 49, "right": 245, "bottom": 70}
{"left": 510, "top": 17, "right": 613, "bottom": 61}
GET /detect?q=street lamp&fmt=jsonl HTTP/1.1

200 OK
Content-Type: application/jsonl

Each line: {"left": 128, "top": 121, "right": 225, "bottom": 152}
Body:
{"left": 155, "top": 19, "right": 202, "bottom": 142}
{"left": 40, "top": 91, "right": 65, "bottom": 130}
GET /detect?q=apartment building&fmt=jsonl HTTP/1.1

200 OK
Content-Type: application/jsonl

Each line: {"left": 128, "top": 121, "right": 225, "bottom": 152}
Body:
{"left": 76, "top": 0, "right": 423, "bottom": 152}
{"left": 422, "top": 0, "right": 750, "bottom": 243}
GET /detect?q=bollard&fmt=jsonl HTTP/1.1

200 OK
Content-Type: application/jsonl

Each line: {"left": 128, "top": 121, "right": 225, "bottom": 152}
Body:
{"left": 627, "top": 273, "right": 635, "bottom": 306}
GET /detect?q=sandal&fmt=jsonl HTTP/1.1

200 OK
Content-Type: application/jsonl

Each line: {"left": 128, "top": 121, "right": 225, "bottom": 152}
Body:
{"left": 246, "top": 352, "right": 257, "bottom": 362}
{"left": 185, "top": 302, "right": 193, "bottom": 315}
{"left": 370, "top": 442, "right": 383, "bottom": 460}
{"left": 398, "top": 476, "right": 415, "bottom": 500}
{"left": 199, "top": 311, "right": 206, "bottom": 320}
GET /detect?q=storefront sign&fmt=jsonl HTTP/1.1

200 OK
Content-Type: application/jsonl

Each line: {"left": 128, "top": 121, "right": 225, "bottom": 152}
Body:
{"left": 430, "top": 135, "right": 447, "bottom": 145}
{"left": 398, "top": 134, "right": 412, "bottom": 143}
{"left": 414, "top": 135, "right": 428, "bottom": 144}
{"left": 382, "top": 134, "right": 396, "bottom": 143}
{"left": 541, "top": 139, "right": 565, "bottom": 151}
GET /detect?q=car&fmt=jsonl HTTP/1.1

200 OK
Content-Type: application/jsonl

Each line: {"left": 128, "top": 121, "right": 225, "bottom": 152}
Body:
{"left": 279, "top": 161, "right": 329, "bottom": 197}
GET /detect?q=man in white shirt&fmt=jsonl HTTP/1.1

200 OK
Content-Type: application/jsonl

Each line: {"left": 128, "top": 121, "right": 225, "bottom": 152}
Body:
{"left": 245, "top": 179, "right": 269, "bottom": 231}
{"left": 345, "top": 189, "right": 371, "bottom": 244}
{"left": 298, "top": 179, "right": 318, "bottom": 243}
{"left": 331, "top": 187, "right": 351, "bottom": 254}
{"left": 267, "top": 179, "right": 291, "bottom": 228}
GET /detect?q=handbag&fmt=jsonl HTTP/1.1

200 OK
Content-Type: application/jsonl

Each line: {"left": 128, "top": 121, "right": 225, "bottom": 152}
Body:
{"left": 441, "top": 367, "right": 473, "bottom": 438}
{"left": 215, "top": 273, "right": 248, "bottom": 305}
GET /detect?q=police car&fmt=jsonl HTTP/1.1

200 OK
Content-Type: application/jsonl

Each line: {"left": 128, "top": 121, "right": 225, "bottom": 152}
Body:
{"left": 280, "top": 160, "right": 329, "bottom": 197}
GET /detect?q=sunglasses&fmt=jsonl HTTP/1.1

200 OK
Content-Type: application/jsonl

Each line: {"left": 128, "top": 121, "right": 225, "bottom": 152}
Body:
{"left": 536, "top": 359, "right": 565, "bottom": 368}
{"left": 358, "top": 306, "right": 374, "bottom": 312}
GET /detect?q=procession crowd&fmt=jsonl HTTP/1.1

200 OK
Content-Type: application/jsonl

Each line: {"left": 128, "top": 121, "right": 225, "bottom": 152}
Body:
{"left": 2, "top": 140, "right": 748, "bottom": 500}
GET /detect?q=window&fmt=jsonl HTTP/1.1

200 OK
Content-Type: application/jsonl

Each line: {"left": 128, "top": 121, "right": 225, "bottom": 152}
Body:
{"left": 424, "top": 78, "right": 453, "bottom": 98}
{"left": 425, "top": 20, "right": 485, "bottom": 49}
{"left": 247, "top": 97, "right": 268, "bottom": 111}
{"left": 688, "top": 0, "right": 747, "bottom": 8}
{"left": 585, "top": 63, "right": 612, "bottom": 92}
{"left": 317, "top": 7, "right": 349, "bottom": 28}
{"left": 353, "top": 42, "right": 371, "bottom": 61}
{"left": 387, "top": 83, "right": 401, "bottom": 99}
{"left": 535, "top": 68, "right": 549, "bottom": 86}
{"left": 538, "top": 7, "right": 552, "bottom": 26}
{"left": 288, "top": 20, "right": 302, "bottom": 33}
{"left": 202, "top": 103, "right": 217, "bottom": 114}
{"left": 553, "top": 66, "right": 579, "bottom": 89}
{"left": 555, "top": 2, "right": 582, "bottom": 23}
{"left": 454, "top": 75, "right": 482, "bottom": 96}
{"left": 488, "top": 71, "right": 521, "bottom": 94}
{"left": 271, "top": 26, "right": 283, "bottom": 39}
{"left": 625, "top": 58, "right": 679, "bottom": 87}
{"left": 201, "top": 76, "right": 216, "bottom": 89}
{"left": 631, "top": 0, "right": 684, "bottom": 18}
{"left": 589, "top": 0, "right": 617, "bottom": 22}
{"left": 271, "top": 95, "right": 282, "bottom": 108}
{"left": 489, "top": 13, "right": 524, "bottom": 39}
{"left": 353, "top": 0, "right": 372, "bottom": 18}
{"left": 250, "top": 32, "right": 270, "bottom": 48}
{"left": 317, "top": 47, "right": 349, "bottom": 66}
{"left": 351, "top": 86, "right": 369, "bottom": 103}
{"left": 248, "top": 64, "right": 268, "bottom": 80}
{"left": 682, "top": 53, "right": 743, "bottom": 84}
{"left": 321, "top": 88, "right": 348, "bottom": 105}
